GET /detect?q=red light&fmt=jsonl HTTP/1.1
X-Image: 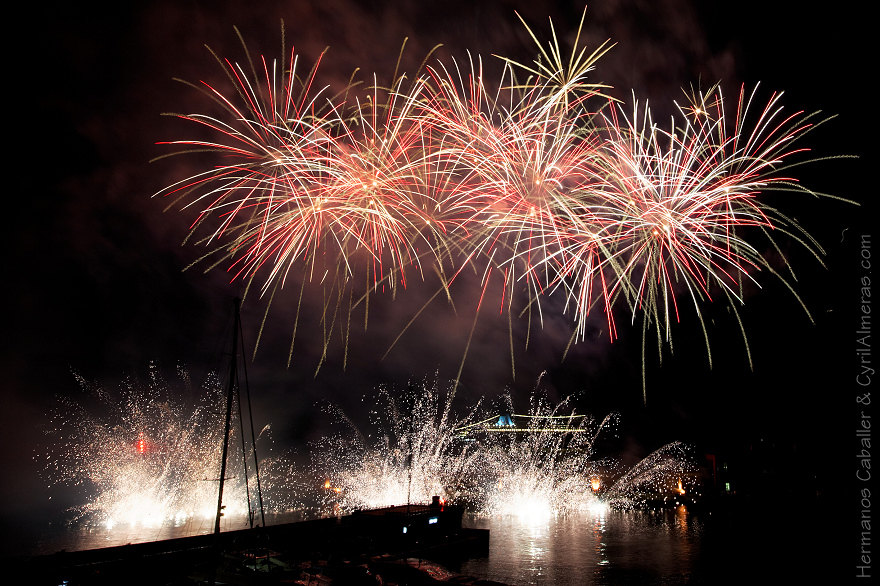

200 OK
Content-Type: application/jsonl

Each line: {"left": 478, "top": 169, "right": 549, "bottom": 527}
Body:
{"left": 137, "top": 434, "right": 146, "bottom": 454}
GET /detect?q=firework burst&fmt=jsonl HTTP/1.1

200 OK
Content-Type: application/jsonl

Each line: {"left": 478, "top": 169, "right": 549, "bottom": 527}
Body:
{"left": 550, "top": 85, "right": 833, "bottom": 388}
{"left": 156, "top": 13, "right": 844, "bottom": 390}
{"left": 418, "top": 54, "right": 605, "bottom": 303}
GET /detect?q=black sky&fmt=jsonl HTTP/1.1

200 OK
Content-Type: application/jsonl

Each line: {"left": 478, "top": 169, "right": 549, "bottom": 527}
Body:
{"left": 2, "top": 0, "right": 873, "bottom": 558}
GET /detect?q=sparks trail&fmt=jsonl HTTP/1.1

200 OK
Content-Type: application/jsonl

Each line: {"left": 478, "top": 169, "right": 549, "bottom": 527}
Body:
{"left": 43, "top": 371, "right": 699, "bottom": 531}
{"left": 39, "top": 364, "right": 302, "bottom": 530}
{"left": 155, "top": 11, "right": 846, "bottom": 386}
{"left": 311, "top": 377, "right": 699, "bottom": 518}
{"left": 555, "top": 85, "right": 836, "bottom": 375}
{"left": 418, "top": 52, "right": 607, "bottom": 309}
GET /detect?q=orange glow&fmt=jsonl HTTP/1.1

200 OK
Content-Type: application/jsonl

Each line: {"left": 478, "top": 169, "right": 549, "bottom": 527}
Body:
{"left": 676, "top": 479, "right": 685, "bottom": 495}
{"left": 324, "top": 480, "right": 331, "bottom": 489}
{"left": 137, "top": 434, "right": 146, "bottom": 454}
{"left": 590, "top": 477, "right": 601, "bottom": 492}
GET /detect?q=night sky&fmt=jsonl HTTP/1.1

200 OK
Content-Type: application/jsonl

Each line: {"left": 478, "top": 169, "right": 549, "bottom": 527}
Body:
{"left": 2, "top": 0, "right": 872, "bottom": 561}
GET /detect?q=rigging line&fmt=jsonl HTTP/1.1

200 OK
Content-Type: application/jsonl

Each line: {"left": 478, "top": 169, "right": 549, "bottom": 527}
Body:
{"left": 238, "top": 308, "right": 266, "bottom": 527}
{"left": 215, "top": 298, "right": 240, "bottom": 535}
{"left": 235, "top": 354, "right": 254, "bottom": 529}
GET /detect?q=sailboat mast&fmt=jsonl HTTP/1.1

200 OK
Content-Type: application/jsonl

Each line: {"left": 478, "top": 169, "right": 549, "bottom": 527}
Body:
{"left": 214, "top": 298, "right": 241, "bottom": 535}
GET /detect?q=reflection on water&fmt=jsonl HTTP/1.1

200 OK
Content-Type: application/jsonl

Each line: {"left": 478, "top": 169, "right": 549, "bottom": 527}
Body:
{"left": 26, "top": 502, "right": 839, "bottom": 585}
{"left": 460, "top": 507, "right": 702, "bottom": 585}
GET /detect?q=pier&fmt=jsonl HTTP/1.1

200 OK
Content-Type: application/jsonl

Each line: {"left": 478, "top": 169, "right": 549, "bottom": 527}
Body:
{"left": 23, "top": 502, "right": 489, "bottom": 585}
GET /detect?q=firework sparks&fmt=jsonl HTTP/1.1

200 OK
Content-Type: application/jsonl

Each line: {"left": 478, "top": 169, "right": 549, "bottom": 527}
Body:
{"left": 551, "top": 85, "right": 831, "bottom": 387}
{"left": 42, "top": 370, "right": 699, "bottom": 534}
{"left": 156, "top": 13, "right": 842, "bottom": 387}
{"left": 39, "top": 365, "right": 301, "bottom": 530}
{"left": 311, "top": 378, "right": 485, "bottom": 511}
{"left": 418, "top": 53, "right": 605, "bottom": 303}
{"left": 311, "top": 379, "right": 697, "bottom": 517}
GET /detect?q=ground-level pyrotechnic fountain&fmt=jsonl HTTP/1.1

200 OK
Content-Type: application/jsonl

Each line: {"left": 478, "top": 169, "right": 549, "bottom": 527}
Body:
{"left": 41, "top": 372, "right": 697, "bottom": 537}
{"left": 312, "top": 378, "right": 700, "bottom": 520}
{"left": 38, "top": 364, "right": 304, "bottom": 537}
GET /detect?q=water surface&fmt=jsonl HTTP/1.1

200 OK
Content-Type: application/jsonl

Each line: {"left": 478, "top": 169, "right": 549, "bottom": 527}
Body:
{"left": 22, "top": 501, "right": 843, "bottom": 585}
{"left": 460, "top": 507, "right": 701, "bottom": 585}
